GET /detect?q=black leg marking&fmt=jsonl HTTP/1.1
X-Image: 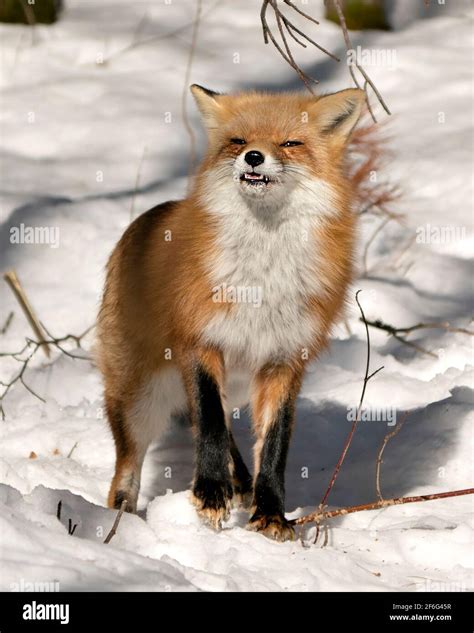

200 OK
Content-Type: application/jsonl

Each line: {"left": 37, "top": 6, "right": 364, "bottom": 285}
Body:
{"left": 229, "top": 432, "right": 252, "bottom": 502}
{"left": 249, "top": 399, "right": 295, "bottom": 541}
{"left": 192, "top": 367, "right": 233, "bottom": 525}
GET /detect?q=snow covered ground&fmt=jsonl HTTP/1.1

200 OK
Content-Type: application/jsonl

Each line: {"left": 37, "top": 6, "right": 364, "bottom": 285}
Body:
{"left": 0, "top": 0, "right": 472, "bottom": 592}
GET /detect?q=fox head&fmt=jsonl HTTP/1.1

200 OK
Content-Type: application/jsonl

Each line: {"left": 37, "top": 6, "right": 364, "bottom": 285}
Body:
{"left": 191, "top": 84, "right": 365, "bottom": 215}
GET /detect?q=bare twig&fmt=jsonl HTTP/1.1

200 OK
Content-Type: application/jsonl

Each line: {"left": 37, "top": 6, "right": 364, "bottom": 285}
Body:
{"left": 0, "top": 324, "right": 94, "bottom": 420}
{"left": 67, "top": 442, "right": 78, "bottom": 459}
{"left": 332, "top": 0, "right": 391, "bottom": 120}
{"left": 376, "top": 413, "right": 408, "bottom": 501}
{"left": 1, "top": 312, "right": 14, "bottom": 335}
{"left": 104, "top": 499, "right": 128, "bottom": 544}
{"left": 182, "top": 0, "right": 202, "bottom": 189}
{"left": 4, "top": 271, "right": 50, "bottom": 357}
{"left": 293, "top": 488, "right": 474, "bottom": 527}
{"left": 367, "top": 319, "right": 473, "bottom": 337}
{"left": 363, "top": 317, "right": 473, "bottom": 358}
{"left": 0, "top": 341, "right": 46, "bottom": 419}
{"left": 57, "top": 500, "right": 78, "bottom": 536}
{"left": 319, "top": 291, "right": 384, "bottom": 511}
{"left": 363, "top": 79, "right": 376, "bottom": 123}
{"left": 260, "top": 0, "right": 339, "bottom": 93}
{"left": 101, "top": 0, "right": 222, "bottom": 65}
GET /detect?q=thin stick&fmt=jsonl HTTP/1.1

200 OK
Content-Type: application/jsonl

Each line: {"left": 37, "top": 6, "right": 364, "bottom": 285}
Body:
{"left": 101, "top": 0, "right": 222, "bottom": 65}
{"left": 0, "top": 323, "right": 94, "bottom": 420}
{"left": 4, "top": 271, "right": 50, "bottom": 357}
{"left": 283, "top": 0, "right": 320, "bottom": 26}
{"left": 104, "top": 499, "right": 128, "bottom": 544}
{"left": 67, "top": 442, "right": 78, "bottom": 459}
{"left": 1, "top": 312, "right": 14, "bottom": 335}
{"left": 293, "top": 488, "right": 474, "bottom": 526}
{"left": 363, "top": 79, "right": 377, "bottom": 124}
{"left": 319, "top": 290, "right": 383, "bottom": 509}
{"left": 375, "top": 413, "right": 408, "bottom": 501}
{"left": 332, "top": 0, "right": 391, "bottom": 118}
{"left": 260, "top": 0, "right": 339, "bottom": 93}
{"left": 366, "top": 319, "right": 473, "bottom": 337}
{"left": 182, "top": 0, "right": 202, "bottom": 191}
{"left": 363, "top": 317, "right": 473, "bottom": 358}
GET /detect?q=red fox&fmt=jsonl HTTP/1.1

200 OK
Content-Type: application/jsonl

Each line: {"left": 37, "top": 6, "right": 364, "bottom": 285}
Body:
{"left": 97, "top": 84, "right": 365, "bottom": 541}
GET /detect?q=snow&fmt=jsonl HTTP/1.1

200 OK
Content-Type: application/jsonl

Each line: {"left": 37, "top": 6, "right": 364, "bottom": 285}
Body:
{"left": 0, "top": 0, "right": 472, "bottom": 592}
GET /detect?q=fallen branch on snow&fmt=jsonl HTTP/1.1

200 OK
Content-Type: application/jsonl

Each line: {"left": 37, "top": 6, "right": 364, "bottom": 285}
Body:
{"left": 292, "top": 488, "right": 474, "bottom": 527}
{"left": 0, "top": 323, "right": 94, "bottom": 420}
{"left": 375, "top": 413, "right": 408, "bottom": 502}
{"left": 363, "top": 317, "right": 474, "bottom": 359}
{"left": 4, "top": 270, "right": 50, "bottom": 357}
{"left": 104, "top": 499, "right": 128, "bottom": 544}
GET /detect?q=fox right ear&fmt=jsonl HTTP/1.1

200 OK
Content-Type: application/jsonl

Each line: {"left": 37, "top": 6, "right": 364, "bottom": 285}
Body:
{"left": 190, "top": 84, "right": 222, "bottom": 128}
{"left": 312, "top": 88, "right": 365, "bottom": 144}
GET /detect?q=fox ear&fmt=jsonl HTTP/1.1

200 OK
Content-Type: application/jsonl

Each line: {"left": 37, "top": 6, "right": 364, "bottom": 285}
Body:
{"left": 190, "top": 84, "right": 222, "bottom": 128}
{"left": 313, "top": 88, "right": 365, "bottom": 143}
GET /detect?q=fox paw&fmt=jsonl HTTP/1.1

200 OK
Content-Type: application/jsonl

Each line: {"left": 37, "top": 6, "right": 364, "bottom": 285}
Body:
{"left": 191, "top": 478, "right": 233, "bottom": 530}
{"left": 247, "top": 513, "right": 295, "bottom": 542}
{"left": 232, "top": 488, "right": 253, "bottom": 510}
{"left": 109, "top": 490, "right": 137, "bottom": 514}
{"left": 232, "top": 477, "right": 253, "bottom": 510}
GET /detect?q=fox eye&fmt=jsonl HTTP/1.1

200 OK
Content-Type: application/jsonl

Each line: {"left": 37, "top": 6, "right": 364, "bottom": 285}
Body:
{"left": 281, "top": 140, "right": 303, "bottom": 147}
{"left": 230, "top": 138, "right": 246, "bottom": 145}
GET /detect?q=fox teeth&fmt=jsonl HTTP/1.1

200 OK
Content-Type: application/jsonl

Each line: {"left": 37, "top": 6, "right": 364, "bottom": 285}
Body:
{"left": 241, "top": 173, "right": 269, "bottom": 183}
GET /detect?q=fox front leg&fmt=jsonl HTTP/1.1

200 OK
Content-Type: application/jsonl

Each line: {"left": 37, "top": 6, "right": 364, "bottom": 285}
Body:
{"left": 247, "top": 363, "right": 303, "bottom": 541}
{"left": 182, "top": 348, "right": 234, "bottom": 530}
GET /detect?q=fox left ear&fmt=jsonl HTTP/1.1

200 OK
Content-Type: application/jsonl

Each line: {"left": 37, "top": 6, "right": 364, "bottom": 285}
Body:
{"left": 313, "top": 88, "right": 365, "bottom": 143}
{"left": 190, "top": 84, "right": 223, "bottom": 129}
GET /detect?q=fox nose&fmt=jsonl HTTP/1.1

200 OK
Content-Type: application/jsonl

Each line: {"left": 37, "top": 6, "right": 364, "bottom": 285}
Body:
{"left": 245, "top": 150, "right": 265, "bottom": 167}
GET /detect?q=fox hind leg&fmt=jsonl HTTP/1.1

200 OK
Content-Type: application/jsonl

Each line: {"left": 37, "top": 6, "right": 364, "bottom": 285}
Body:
{"left": 106, "top": 396, "right": 148, "bottom": 514}
{"left": 106, "top": 370, "right": 183, "bottom": 513}
{"left": 229, "top": 431, "right": 253, "bottom": 508}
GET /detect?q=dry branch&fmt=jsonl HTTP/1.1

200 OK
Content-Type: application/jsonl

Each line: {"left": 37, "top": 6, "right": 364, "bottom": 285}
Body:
{"left": 4, "top": 270, "right": 50, "bottom": 357}
{"left": 1, "top": 312, "right": 14, "bottom": 336}
{"left": 332, "top": 0, "right": 391, "bottom": 121}
{"left": 375, "top": 412, "right": 408, "bottom": 501}
{"left": 101, "top": 0, "right": 222, "bottom": 64}
{"left": 0, "top": 323, "right": 94, "bottom": 420}
{"left": 104, "top": 499, "right": 128, "bottom": 544}
{"left": 260, "top": 0, "right": 339, "bottom": 93}
{"left": 182, "top": 0, "right": 202, "bottom": 188}
{"left": 363, "top": 317, "right": 473, "bottom": 358}
{"left": 293, "top": 488, "right": 474, "bottom": 526}
{"left": 319, "top": 290, "right": 384, "bottom": 510}
{"left": 67, "top": 442, "right": 78, "bottom": 459}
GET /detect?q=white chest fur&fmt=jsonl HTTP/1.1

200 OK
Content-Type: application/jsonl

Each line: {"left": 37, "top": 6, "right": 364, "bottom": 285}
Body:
{"left": 201, "top": 179, "right": 339, "bottom": 370}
